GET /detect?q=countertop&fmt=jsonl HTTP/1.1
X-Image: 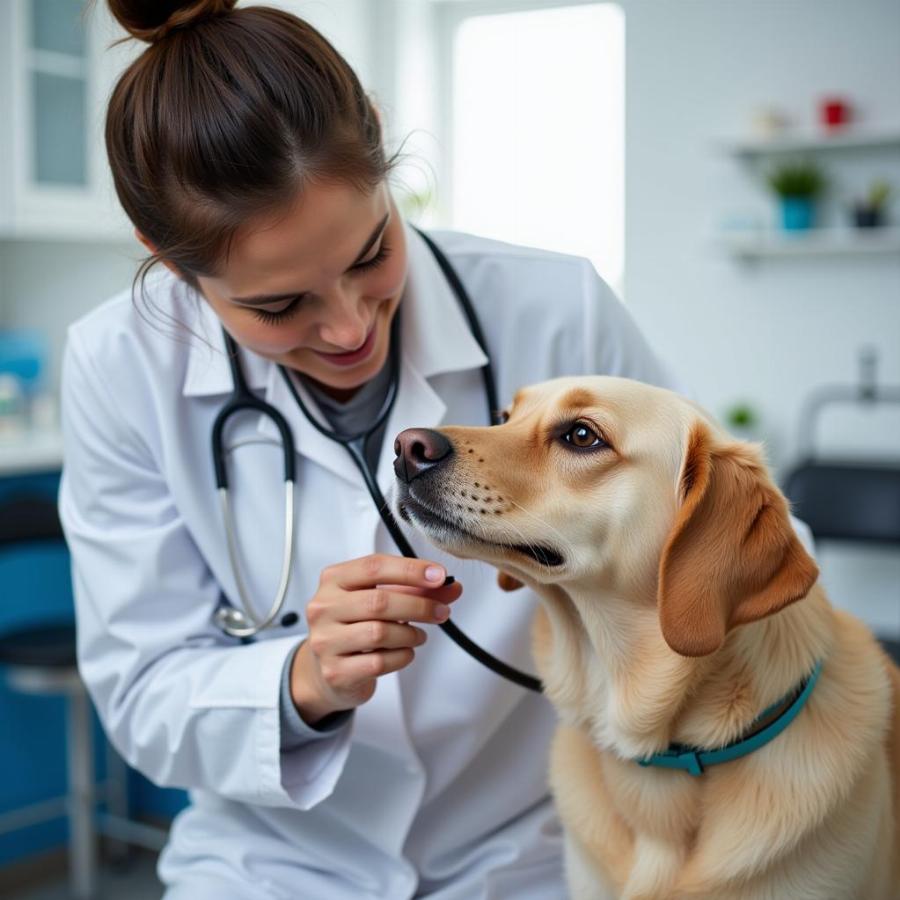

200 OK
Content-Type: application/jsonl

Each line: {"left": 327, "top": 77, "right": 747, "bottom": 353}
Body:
{"left": 0, "top": 428, "right": 64, "bottom": 476}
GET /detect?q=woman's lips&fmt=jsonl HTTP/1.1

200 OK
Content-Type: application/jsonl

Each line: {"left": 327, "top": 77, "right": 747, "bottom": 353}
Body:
{"left": 313, "top": 324, "right": 377, "bottom": 367}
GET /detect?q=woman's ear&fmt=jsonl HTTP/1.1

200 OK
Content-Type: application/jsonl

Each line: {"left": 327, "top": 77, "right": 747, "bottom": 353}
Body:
{"left": 497, "top": 571, "right": 524, "bottom": 592}
{"left": 134, "top": 229, "right": 182, "bottom": 278}
{"left": 657, "top": 421, "right": 819, "bottom": 657}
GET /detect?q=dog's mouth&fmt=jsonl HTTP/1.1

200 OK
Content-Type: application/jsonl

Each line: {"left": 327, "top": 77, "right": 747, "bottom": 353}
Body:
{"left": 398, "top": 493, "right": 565, "bottom": 569}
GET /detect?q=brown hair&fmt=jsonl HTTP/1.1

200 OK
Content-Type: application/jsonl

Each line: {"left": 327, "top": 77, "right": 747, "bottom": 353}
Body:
{"left": 101, "top": 0, "right": 404, "bottom": 309}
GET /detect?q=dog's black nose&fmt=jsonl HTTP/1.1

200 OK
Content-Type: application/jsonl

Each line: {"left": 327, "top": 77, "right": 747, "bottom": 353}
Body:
{"left": 393, "top": 428, "right": 453, "bottom": 483}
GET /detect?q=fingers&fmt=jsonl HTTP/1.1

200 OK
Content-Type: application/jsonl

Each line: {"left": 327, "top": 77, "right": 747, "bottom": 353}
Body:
{"left": 322, "top": 554, "right": 449, "bottom": 592}
{"left": 383, "top": 581, "right": 463, "bottom": 603}
{"left": 333, "top": 587, "right": 454, "bottom": 625}
{"left": 320, "top": 648, "right": 416, "bottom": 694}
{"left": 301, "top": 556, "right": 461, "bottom": 716}
{"left": 320, "top": 621, "right": 428, "bottom": 656}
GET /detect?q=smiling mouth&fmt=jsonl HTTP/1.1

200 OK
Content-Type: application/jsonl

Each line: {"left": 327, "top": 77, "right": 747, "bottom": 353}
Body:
{"left": 315, "top": 324, "right": 376, "bottom": 360}
{"left": 399, "top": 495, "right": 565, "bottom": 568}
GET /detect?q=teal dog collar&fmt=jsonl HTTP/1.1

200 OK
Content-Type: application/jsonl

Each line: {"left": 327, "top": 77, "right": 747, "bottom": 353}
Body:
{"left": 636, "top": 659, "right": 824, "bottom": 776}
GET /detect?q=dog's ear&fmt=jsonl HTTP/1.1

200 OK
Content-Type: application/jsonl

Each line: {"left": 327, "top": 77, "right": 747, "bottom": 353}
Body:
{"left": 497, "top": 571, "right": 524, "bottom": 592}
{"left": 658, "top": 421, "right": 818, "bottom": 657}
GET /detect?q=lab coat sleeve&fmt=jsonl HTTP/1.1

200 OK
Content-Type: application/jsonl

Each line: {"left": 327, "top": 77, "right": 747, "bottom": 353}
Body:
{"left": 579, "top": 263, "right": 816, "bottom": 557}
{"left": 58, "top": 328, "right": 353, "bottom": 810}
{"left": 279, "top": 644, "right": 353, "bottom": 749}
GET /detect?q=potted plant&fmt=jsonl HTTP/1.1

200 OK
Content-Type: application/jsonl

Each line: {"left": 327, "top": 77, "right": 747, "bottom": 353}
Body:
{"left": 723, "top": 401, "right": 761, "bottom": 443}
{"left": 766, "top": 160, "right": 826, "bottom": 231}
{"left": 852, "top": 180, "right": 891, "bottom": 228}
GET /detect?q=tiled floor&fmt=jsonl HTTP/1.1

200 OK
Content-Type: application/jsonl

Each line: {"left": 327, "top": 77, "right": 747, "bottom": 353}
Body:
{"left": 11, "top": 852, "right": 163, "bottom": 900}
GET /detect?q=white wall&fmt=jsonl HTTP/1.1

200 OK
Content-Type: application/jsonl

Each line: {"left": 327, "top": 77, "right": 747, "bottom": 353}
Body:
{"left": 621, "top": 0, "right": 900, "bottom": 632}
{"left": 0, "top": 238, "right": 142, "bottom": 382}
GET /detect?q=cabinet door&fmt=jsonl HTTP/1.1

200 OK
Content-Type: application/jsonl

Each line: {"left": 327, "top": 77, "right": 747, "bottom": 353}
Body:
{"left": 9, "top": 0, "right": 136, "bottom": 240}
{"left": 30, "top": 0, "right": 88, "bottom": 188}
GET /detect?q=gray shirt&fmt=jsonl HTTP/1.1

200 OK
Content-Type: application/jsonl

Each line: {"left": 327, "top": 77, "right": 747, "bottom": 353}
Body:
{"left": 303, "top": 356, "right": 394, "bottom": 473}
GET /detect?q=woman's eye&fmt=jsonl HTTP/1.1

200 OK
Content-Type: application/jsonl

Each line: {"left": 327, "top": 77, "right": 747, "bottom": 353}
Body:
{"left": 252, "top": 296, "right": 304, "bottom": 325}
{"left": 353, "top": 240, "right": 392, "bottom": 273}
{"left": 562, "top": 422, "right": 606, "bottom": 450}
{"left": 250, "top": 240, "right": 392, "bottom": 327}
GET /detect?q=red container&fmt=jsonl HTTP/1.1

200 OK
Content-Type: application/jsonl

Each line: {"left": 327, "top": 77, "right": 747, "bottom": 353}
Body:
{"left": 820, "top": 97, "right": 851, "bottom": 130}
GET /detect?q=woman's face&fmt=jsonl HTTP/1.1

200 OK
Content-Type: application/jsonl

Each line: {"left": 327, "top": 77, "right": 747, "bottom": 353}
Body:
{"left": 195, "top": 180, "right": 408, "bottom": 400}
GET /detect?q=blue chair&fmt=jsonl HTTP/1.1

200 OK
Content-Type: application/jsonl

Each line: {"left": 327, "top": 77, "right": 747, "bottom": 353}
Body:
{"left": 0, "top": 494, "right": 166, "bottom": 898}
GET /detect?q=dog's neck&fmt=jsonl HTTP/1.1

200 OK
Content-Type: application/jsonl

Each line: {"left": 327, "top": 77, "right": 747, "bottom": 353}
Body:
{"left": 532, "top": 580, "right": 835, "bottom": 761}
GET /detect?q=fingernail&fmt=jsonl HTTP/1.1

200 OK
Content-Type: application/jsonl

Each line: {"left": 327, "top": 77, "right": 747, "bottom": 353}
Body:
{"left": 442, "top": 575, "right": 455, "bottom": 587}
{"left": 425, "top": 565, "right": 445, "bottom": 583}
{"left": 434, "top": 603, "right": 450, "bottom": 621}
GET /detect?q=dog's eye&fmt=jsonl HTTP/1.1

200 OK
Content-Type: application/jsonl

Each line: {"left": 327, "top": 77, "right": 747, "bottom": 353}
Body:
{"left": 499, "top": 410, "right": 511, "bottom": 424}
{"left": 563, "top": 422, "right": 606, "bottom": 450}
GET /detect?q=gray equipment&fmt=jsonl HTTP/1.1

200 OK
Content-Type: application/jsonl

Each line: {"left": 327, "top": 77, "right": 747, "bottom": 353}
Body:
{"left": 783, "top": 347, "right": 900, "bottom": 664}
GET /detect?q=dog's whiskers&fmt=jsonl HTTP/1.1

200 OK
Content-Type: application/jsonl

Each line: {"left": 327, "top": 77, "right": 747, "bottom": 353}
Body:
{"left": 469, "top": 508, "right": 552, "bottom": 563}
{"left": 503, "top": 497, "right": 569, "bottom": 550}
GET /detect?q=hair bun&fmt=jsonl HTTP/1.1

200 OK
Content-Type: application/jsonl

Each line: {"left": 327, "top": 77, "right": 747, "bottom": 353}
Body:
{"left": 108, "top": 0, "right": 237, "bottom": 44}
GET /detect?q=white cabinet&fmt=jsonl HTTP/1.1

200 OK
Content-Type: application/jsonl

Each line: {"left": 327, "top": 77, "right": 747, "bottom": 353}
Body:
{"left": 0, "top": 0, "right": 138, "bottom": 241}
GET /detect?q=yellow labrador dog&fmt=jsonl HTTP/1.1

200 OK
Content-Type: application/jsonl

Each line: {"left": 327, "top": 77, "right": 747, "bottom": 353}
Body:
{"left": 392, "top": 376, "right": 899, "bottom": 899}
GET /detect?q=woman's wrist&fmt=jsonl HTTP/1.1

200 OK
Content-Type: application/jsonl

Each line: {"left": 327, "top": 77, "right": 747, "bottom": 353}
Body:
{"left": 289, "top": 640, "right": 343, "bottom": 725}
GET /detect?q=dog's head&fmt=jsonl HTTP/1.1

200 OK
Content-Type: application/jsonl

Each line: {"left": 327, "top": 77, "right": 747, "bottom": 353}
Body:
{"left": 392, "top": 376, "right": 818, "bottom": 657}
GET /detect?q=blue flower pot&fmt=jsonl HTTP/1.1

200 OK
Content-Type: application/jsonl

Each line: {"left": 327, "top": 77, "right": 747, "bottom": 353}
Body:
{"left": 780, "top": 197, "right": 815, "bottom": 231}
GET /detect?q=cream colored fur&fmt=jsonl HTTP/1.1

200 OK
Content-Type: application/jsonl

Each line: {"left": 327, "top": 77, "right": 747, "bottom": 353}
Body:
{"left": 396, "top": 376, "right": 900, "bottom": 899}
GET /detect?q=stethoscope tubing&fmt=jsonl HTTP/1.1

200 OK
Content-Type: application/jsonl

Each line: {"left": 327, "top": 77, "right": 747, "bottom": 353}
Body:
{"left": 212, "top": 227, "right": 542, "bottom": 693}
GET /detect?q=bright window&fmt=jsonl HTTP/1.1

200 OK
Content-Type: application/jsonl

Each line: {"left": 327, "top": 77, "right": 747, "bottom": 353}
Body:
{"left": 449, "top": 3, "right": 624, "bottom": 292}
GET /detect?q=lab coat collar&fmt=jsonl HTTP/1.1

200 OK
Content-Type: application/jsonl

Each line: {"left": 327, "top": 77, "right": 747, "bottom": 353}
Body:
{"left": 182, "top": 219, "right": 488, "bottom": 487}
{"left": 396, "top": 220, "right": 488, "bottom": 379}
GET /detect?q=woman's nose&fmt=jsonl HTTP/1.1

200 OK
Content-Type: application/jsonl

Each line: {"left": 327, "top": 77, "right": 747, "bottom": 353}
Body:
{"left": 317, "top": 291, "right": 369, "bottom": 350}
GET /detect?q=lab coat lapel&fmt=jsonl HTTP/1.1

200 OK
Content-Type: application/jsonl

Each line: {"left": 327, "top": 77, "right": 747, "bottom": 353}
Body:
{"left": 182, "top": 296, "right": 269, "bottom": 398}
{"left": 181, "top": 297, "right": 361, "bottom": 485}
{"left": 258, "top": 364, "right": 362, "bottom": 486}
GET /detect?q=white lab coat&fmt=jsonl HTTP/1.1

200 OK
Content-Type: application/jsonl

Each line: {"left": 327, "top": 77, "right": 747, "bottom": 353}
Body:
{"left": 59, "top": 220, "right": 683, "bottom": 899}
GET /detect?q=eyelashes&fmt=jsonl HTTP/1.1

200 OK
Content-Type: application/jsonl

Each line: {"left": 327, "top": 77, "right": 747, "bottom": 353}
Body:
{"left": 251, "top": 240, "right": 393, "bottom": 326}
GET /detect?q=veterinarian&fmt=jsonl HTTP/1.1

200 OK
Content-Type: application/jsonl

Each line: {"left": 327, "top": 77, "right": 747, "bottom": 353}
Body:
{"left": 59, "top": 2, "right": 684, "bottom": 898}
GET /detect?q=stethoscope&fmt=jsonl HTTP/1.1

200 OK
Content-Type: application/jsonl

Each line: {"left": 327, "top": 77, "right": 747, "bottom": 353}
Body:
{"left": 211, "top": 228, "right": 542, "bottom": 693}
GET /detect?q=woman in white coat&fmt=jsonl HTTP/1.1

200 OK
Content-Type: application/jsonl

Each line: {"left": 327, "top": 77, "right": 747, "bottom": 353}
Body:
{"left": 60, "top": 2, "right": 682, "bottom": 897}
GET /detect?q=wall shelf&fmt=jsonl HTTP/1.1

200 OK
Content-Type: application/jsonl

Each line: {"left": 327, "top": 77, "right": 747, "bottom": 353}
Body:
{"left": 717, "top": 126, "right": 900, "bottom": 159}
{"left": 716, "top": 227, "right": 900, "bottom": 260}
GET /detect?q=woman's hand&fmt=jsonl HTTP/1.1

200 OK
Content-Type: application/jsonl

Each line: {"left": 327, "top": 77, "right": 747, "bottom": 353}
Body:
{"left": 289, "top": 554, "right": 462, "bottom": 725}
